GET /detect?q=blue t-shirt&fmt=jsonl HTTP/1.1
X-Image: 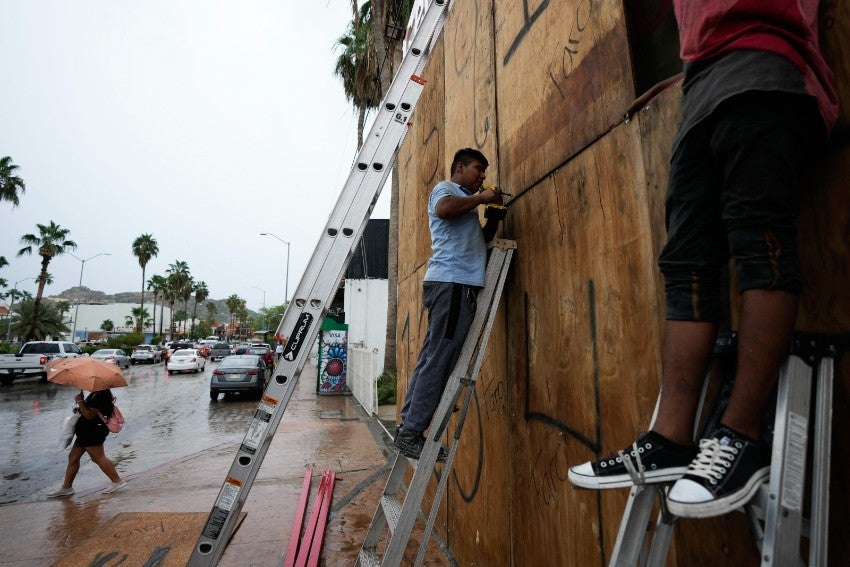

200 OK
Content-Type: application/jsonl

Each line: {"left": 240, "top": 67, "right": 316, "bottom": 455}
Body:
{"left": 423, "top": 180, "right": 486, "bottom": 287}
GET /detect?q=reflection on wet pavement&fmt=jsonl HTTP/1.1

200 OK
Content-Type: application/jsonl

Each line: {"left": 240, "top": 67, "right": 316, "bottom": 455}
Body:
{"left": 0, "top": 360, "right": 255, "bottom": 504}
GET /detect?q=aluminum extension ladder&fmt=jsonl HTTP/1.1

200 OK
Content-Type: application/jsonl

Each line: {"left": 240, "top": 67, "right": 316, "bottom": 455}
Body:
{"left": 187, "top": 2, "right": 457, "bottom": 564}
{"left": 609, "top": 332, "right": 838, "bottom": 567}
{"left": 357, "top": 239, "right": 516, "bottom": 567}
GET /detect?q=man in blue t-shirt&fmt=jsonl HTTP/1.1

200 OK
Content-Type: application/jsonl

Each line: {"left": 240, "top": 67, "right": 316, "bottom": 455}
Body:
{"left": 395, "top": 147, "right": 503, "bottom": 460}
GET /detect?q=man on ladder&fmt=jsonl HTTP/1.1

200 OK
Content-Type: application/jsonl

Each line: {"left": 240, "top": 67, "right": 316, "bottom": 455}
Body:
{"left": 395, "top": 147, "right": 504, "bottom": 459}
{"left": 568, "top": 0, "right": 837, "bottom": 519}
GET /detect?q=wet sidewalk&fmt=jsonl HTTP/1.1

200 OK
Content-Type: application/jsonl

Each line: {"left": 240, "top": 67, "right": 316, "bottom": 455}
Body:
{"left": 0, "top": 362, "right": 416, "bottom": 566}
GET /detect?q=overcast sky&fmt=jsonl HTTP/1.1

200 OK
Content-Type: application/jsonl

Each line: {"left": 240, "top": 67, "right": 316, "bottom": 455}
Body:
{"left": 1, "top": 0, "right": 390, "bottom": 312}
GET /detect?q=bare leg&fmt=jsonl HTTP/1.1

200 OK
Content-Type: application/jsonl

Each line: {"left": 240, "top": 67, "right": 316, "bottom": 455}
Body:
{"left": 652, "top": 320, "right": 718, "bottom": 445}
{"left": 60, "top": 445, "right": 87, "bottom": 489}
{"left": 86, "top": 445, "right": 122, "bottom": 483}
{"left": 721, "top": 289, "right": 797, "bottom": 440}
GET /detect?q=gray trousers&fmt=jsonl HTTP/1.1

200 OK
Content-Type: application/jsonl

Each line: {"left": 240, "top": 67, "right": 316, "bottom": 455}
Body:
{"left": 400, "top": 281, "right": 479, "bottom": 433}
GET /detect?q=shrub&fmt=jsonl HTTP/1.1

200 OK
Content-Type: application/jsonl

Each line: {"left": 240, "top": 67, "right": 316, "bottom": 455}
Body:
{"left": 377, "top": 369, "right": 397, "bottom": 405}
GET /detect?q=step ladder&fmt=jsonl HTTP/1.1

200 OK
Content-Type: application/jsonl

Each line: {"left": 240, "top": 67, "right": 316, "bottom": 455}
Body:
{"left": 609, "top": 332, "right": 839, "bottom": 567}
{"left": 358, "top": 239, "right": 516, "bottom": 567}
{"left": 187, "top": 2, "right": 457, "bottom": 565}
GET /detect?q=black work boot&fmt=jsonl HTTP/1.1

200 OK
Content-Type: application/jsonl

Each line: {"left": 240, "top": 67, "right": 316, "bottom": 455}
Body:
{"left": 394, "top": 426, "right": 425, "bottom": 459}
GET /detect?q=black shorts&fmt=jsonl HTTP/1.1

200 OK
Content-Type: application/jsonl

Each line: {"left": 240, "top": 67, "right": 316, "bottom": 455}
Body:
{"left": 658, "top": 91, "right": 822, "bottom": 321}
{"left": 74, "top": 418, "right": 109, "bottom": 447}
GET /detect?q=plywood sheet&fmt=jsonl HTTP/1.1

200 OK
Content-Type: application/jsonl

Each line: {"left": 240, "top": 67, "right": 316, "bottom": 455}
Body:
{"left": 503, "top": 125, "right": 663, "bottom": 564}
{"left": 443, "top": 0, "right": 500, "bottom": 187}
{"left": 397, "top": 40, "right": 446, "bottom": 281}
{"left": 494, "top": 0, "right": 635, "bottom": 194}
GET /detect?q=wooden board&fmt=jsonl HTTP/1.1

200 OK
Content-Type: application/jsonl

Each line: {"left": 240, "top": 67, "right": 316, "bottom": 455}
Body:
{"left": 393, "top": 1, "right": 850, "bottom": 564}
{"left": 49, "top": 512, "right": 243, "bottom": 567}
{"left": 493, "top": 0, "right": 635, "bottom": 194}
{"left": 397, "top": 40, "right": 446, "bottom": 282}
{"left": 443, "top": 0, "right": 500, "bottom": 186}
{"left": 502, "top": 124, "right": 663, "bottom": 564}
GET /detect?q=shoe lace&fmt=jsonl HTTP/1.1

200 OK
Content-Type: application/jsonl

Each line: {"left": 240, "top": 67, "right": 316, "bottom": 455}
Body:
{"left": 617, "top": 441, "right": 647, "bottom": 485}
{"left": 685, "top": 438, "right": 738, "bottom": 484}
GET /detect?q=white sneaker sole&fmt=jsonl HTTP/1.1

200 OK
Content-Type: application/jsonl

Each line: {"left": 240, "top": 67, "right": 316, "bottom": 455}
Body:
{"left": 667, "top": 467, "right": 770, "bottom": 518}
{"left": 568, "top": 466, "right": 688, "bottom": 489}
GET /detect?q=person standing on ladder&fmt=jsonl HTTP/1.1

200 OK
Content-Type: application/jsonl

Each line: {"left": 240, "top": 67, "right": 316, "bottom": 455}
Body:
{"left": 395, "top": 147, "right": 504, "bottom": 459}
{"left": 568, "top": 0, "right": 838, "bottom": 518}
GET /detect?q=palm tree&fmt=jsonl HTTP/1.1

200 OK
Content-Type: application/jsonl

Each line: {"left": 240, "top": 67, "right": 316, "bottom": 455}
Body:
{"left": 226, "top": 294, "right": 242, "bottom": 341}
{"left": 334, "top": 1, "right": 382, "bottom": 148}
{"left": 126, "top": 306, "right": 152, "bottom": 332}
{"left": 17, "top": 221, "right": 77, "bottom": 341}
{"left": 101, "top": 319, "right": 114, "bottom": 334}
{"left": 0, "top": 156, "right": 26, "bottom": 207}
{"left": 0, "top": 256, "right": 8, "bottom": 293}
{"left": 166, "top": 261, "right": 191, "bottom": 338}
{"left": 191, "top": 281, "right": 209, "bottom": 339}
{"left": 205, "top": 301, "right": 217, "bottom": 325}
{"left": 132, "top": 234, "right": 159, "bottom": 323}
{"left": 8, "top": 298, "right": 68, "bottom": 341}
{"left": 147, "top": 274, "right": 168, "bottom": 338}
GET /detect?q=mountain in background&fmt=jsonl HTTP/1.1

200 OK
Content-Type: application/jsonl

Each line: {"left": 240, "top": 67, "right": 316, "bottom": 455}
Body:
{"left": 46, "top": 287, "right": 255, "bottom": 318}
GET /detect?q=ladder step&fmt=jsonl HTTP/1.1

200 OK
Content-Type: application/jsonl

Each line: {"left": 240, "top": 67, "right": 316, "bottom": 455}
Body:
{"left": 358, "top": 549, "right": 380, "bottom": 567}
{"left": 381, "top": 494, "right": 404, "bottom": 533}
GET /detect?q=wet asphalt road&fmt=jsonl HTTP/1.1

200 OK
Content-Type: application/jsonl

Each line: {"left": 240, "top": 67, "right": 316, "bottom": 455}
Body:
{"left": 0, "top": 358, "right": 259, "bottom": 505}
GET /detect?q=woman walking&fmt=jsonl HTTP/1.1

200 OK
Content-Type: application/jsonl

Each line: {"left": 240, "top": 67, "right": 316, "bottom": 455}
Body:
{"left": 48, "top": 389, "right": 126, "bottom": 497}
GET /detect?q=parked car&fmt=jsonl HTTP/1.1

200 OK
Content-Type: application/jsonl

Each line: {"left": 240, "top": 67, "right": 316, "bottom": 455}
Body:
{"left": 209, "top": 342, "right": 231, "bottom": 361}
{"left": 248, "top": 345, "right": 274, "bottom": 368}
{"left": 210, "top": 354, "right": 269, "bottom": 400}
{"left": 131, "top": 344, "right": 162, "bottom": 364}
{"left": 166, "top": 348, "right": 206, "bottom": 374}
{"left": 90, "top": 349, "right": 131, "bottom": 368}
{"left": 165, "top": 342, "right": 194, "bottom": 362}
{"left": 0, "top": 341, "right": 84, "bottom": 385}
{"left": 194, "top": 343, "right": 212, "bottom": 357}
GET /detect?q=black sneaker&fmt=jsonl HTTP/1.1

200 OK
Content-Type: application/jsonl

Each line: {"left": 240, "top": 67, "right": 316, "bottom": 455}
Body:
{"left": 568, "top": 431, "right": 697, "bottom": 489}
{"left": 393, "top": 427, "right": 448, "bottom": 463}
{"left": 667, "top": 426, "right": 770, "bottom": 518}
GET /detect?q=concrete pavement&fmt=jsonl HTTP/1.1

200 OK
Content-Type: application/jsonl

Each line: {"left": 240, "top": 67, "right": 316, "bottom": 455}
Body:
{"left": 0, "top": 362, "right": 446, "bottom": 566}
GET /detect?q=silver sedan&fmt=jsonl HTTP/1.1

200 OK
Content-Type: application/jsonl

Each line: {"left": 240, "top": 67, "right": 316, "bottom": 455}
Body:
{"left": 89, "top": 348, "right": 132, "bottom": 369}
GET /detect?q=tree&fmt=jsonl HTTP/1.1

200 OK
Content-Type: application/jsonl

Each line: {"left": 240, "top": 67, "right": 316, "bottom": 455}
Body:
{"left": 205, "top": 301, "right": 217, "bottom": 325}
{"left": 132, "top": 234, "right": 159, "bottom": 324}
{"left": 191, "top": 280, "right": 209, "bottom": 338}
{"left": 334, "top": 1, "right": 382, "bottom": 148}
{"left": 7, "top": 298, "right": 69, "bottom": 341}
{"left": 126, "top": 306, "right": 152, "bottom": 332}
{"left": 0, "top": 256, "right": 8, "bottom": 292}
{"left": 226, "top": 294, "right": 242, "bottom": 340}
{"left": 17, "top": 221, "right": 77, "bottom": 341}
{"left": 147, "top": 274, "right": 168, "bottom": 338}
{"left": 166, "top": 261, "right": 191, "bottom": 338}
{"left": 101, "top": 320, "right": 114, "bottom": 333}
{"left": 0, "top": 156, "right": 26, "bottom": 207}
{"left": 370, "top": 1, "right": 413, "bottom": 375}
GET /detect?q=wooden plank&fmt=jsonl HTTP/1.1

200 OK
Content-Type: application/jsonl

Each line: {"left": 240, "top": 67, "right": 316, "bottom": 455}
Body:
{"left": 397, "top": 39, "right": 446, "bottom": 282}
{"left": 443, "top": 0, "right": 499, "bottom": 186}
{"left": 493, "top": 0, "right": 635, "bottom": 194}
{"left": 440, "top": 4, "right": 512, "bottom": 564}
{"left": 503, "top": 125, "right": 663, "bottom": 564}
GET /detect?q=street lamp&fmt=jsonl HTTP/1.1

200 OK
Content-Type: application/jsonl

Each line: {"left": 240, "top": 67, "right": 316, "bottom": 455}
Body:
{"left": 68, "top": 252, "right": 111, "bottom": 342}
{"left": 259, "top": 232, "right": 291, "bottom": 302}
{"left": 252, "top": 286, "right": 267, "bottom": 331}
{"left": 5, "top": 276, "right": 37, "bottom": 343}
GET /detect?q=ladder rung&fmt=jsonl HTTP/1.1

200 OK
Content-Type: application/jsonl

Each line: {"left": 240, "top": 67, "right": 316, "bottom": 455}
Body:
{"left": 358, "top": 549, "right": 380, "bottom": 567}
{"left": 382, "top": 494, "right": 403, "bottom": 533}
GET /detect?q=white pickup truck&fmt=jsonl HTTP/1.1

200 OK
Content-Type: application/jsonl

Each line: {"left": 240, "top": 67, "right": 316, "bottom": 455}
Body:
{"left": 0, "top": 341, "right": 84, "bottom": 385}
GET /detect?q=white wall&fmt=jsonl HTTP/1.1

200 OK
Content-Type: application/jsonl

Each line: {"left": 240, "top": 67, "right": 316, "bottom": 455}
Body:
{"left": 344, "top": 278, "right": 388, "bottom": 415}
{"left": 344, "top": 279, "right": 388, "bottom": 373}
